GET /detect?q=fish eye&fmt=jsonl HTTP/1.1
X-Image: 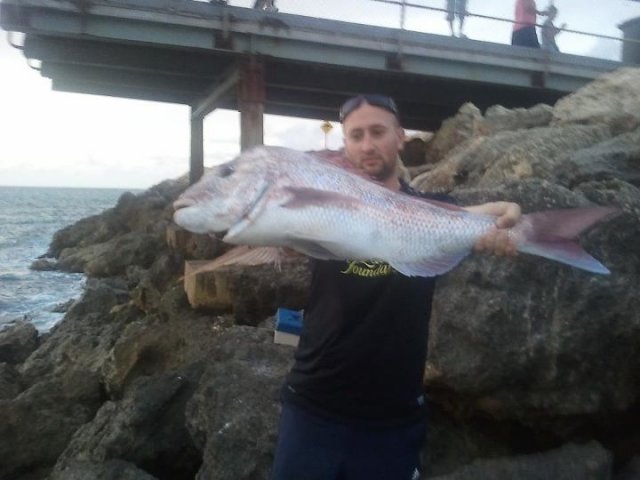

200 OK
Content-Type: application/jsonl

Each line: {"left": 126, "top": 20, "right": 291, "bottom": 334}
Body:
{"left": 218, "top": 164, "right": 234, "bottom": 178}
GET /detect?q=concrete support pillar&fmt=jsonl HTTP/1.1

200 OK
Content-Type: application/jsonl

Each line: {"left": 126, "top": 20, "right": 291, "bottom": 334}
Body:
{"left": 238, "top": 58, "right": 265, "bottom": 151}
{"left": 190, "top": 111, "right": 204, "bottom": 185}
{"left": 620, "top": 17, "right": 640, "bottom": 64}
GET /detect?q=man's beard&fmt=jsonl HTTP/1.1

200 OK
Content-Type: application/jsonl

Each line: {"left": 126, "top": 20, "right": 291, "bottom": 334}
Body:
{"left": 367, "top": 160, "right": 396, "bottom": 182}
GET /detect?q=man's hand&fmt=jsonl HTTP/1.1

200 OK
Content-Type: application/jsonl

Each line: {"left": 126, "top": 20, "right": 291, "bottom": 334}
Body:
{"left": 464, "top": 202, "right": 521, "bottom": 257}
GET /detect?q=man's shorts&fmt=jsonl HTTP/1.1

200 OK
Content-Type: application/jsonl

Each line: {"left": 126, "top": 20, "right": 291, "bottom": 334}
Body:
{"left": 271, "top": 401, "right": 427, "bottom": 480}
{"left": 446, "top": 0, "right": 467, "bottom": 21}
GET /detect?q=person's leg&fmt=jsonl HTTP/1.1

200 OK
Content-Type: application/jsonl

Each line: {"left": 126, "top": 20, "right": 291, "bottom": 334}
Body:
{"left": 343, "top": 418, "right": 427, "bottom": 480}
{"left": 457, "top": 0, "right": 467, "bottom": 36}
{"left": 512, "top": 26, "right": 539, "bottom": 48}
{"left": 526, "top": 25, "right": 541, "bottom": 48}
{"left": 271, "top": 402, "right": 347, "bottom": 480}
{"left": 458, "top": 15, "right": 466, "bottom": 37}
{"left": 446, "top": 0, "right": 455, "bottom": 36}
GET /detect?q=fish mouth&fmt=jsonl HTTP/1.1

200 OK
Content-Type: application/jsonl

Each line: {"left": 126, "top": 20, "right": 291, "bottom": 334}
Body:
{"left": 173, "top": 197, "right": 196, "bottom": 211}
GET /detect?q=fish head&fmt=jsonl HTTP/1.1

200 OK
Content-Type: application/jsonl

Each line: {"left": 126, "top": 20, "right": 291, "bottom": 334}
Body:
{"left": 172, "top": 147, "right": 278, "bottom": 234}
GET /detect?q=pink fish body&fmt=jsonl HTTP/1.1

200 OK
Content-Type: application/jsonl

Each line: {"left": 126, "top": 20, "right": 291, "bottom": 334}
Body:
{"left": 173, "top": 146, "right": 616, "bottom": 276}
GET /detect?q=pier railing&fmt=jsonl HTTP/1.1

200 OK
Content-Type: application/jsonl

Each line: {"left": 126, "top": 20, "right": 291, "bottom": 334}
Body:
{"left": 232, "top": 0, "right": 639, "bottom": 62}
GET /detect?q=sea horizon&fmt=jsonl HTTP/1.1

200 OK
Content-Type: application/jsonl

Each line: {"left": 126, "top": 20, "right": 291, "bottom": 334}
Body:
{"left": 0, "top": 184, "right": 146, "bottom": 191}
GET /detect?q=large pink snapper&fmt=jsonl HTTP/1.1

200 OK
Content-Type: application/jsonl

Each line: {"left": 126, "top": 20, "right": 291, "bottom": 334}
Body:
{"left": 173, "top": 146, "right": 617, "bottom": 276}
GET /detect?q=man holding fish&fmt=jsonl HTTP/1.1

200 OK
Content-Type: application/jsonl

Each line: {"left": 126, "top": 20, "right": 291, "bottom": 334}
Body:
{"left": 173, "top": 93, "right": 615, "bottom": 479}
{"left": 269, "top": 95, "right": 520, "bottom": 480}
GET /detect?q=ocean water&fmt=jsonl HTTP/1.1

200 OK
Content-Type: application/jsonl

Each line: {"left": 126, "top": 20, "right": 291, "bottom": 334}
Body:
{"left": 0, "top": 186, "right": 135, "bottom": 332}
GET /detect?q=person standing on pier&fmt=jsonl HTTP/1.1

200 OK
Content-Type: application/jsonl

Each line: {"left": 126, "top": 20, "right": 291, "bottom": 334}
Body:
{"left": 511, "top": 0, "right": 548, "bottom": 48}
{"left": 446, "top": 0, "right": 468, "bottom": 38}
{"left": 541, "top": 4, "right": 566, "bottom": 52}
{"left": 253, "top": 0, "right": 278, "bottom": 12}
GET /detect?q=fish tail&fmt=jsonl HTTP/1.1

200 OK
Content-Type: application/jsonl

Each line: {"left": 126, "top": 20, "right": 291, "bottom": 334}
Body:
{"left": 516, "top": 207, "right": 619, "bottom": 274}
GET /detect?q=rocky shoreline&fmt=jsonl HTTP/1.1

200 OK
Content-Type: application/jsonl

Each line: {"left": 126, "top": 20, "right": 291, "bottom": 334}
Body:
{"left": 1, "top": 67, "right": 639, "bottom": 480}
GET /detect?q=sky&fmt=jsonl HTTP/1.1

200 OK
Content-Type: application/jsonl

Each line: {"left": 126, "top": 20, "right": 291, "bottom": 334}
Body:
{"left": 0, "top": 0, "right": 638, "bottom": 189}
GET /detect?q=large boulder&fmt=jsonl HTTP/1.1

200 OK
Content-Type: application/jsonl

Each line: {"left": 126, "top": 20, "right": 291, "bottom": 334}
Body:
{"left": 46, "top": 178, "right": 187, "bottom": 274}
{"left": 0, "top": 363, "right": 21, "bottom": 400}
{"left": 0, "top": 370, "right": 104, "bottom": 479}
{"left": 186, "top": 326, "right": 295, "bottom": 480}
{"left": 413, "top": 68, "right": 640, "bottom": 435}
{"left": 57, "top": 232, "right": 164, "bottom": 276}
{"left": 476, "top": 104, "right": 554, "bottom": 136}
{"left": 50, "top": 459, "right": 159, "bottom": 480}
{"left": 423, "top": 103, "right": 482, "bottom": 165}
{"left": 50, "top": 370, "right": 203, "bottom": 480}
{"left": 411, "top": 123, "right": 611, "bottom": 193}
{"left": 552, "top": 67, "right": 640, "bottom": 130}
{"left": 0, "top": 321, "right": 39, "bottom": 364}
{"left": 428, "top": 441, "right": 612, "bottom": 480}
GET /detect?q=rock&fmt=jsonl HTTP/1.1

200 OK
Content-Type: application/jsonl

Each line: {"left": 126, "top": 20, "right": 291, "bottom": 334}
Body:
{"left": 51, "top": 298, "right": 76, "bottom": 313}
{"left": 0, "top": 363, "right": 21, "bottom": 400}
{"left": 423, "top": 403, "right": 513, "bottom": 477}
{"left": 57, "top": 232, "right": 165, "bottom": 277}
{"left": 29, "top": 257, "right": 58, "bottom": 271}
{"left": 425, "top": 179, "right": 639, "bottom": 420}
{"left": 615, "top": 456, "right": 640, "bottom": 480}
{"left": 0, "top": 370, "right": 104, "bottom": 480}
{"left": 427, "top": 441, "right": 612, "bottom": 480}
{"left": 186, "top": 326, "right": 294, "bottom": 480}
{"left": 50, "top": 459, "right": 159, "bottom": 480}
{"left": 180, "top": 256, "right": 311, "bottom": 325}
{"left": 101, "top": 309, "right": 227, "bottom": 397}
{"left": 18, "top": 278, "right": 134, "bottom": 386}
{"left": 423, "top": 103, "right": 482, "bottom": 164}
{"left": 51, "top": 371, "right": 202, "bottom": 480}
{"left": 0, "top": 321, "right": 39, "bottom": 364}
{"left": 552, "top": 68, "right": 640, "bottom": 131}
{"left": 411, "top": 123, "right": 612, "bottom": 194}
{"left": 401, "top": 134, "right": 430, "bottom": 166}
{"left": 555, "top": 128, "right": 640, "bottom": 189}
{"left": 47, "top": 178, "right": 188, "bottom": 273}
{"left": 477, "top": 104, "right": 553, "bottom": 136}
{"left": 127, "top": 252, "right": 184, "bottom": 314}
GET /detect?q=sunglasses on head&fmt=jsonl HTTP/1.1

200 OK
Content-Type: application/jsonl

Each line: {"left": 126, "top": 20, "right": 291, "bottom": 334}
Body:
{"left": 339, "top": 94, "right": 400, "bottom": 123}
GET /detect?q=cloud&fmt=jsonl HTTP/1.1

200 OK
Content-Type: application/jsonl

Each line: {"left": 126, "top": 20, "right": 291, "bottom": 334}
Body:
{"left": 586, "top": 38, "right": 625, "bottom": 61}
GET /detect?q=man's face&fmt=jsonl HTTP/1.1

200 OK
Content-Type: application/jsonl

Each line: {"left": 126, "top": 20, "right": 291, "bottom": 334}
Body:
{"left": 342, "top": 102, "right": 405, "bottom": 182}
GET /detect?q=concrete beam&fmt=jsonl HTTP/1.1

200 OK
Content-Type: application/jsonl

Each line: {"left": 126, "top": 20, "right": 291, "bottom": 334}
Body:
{"left": 190, "top": 113, "right": 204, "bottom": 185}
{"left": 238, "top": 58, "right": 265, "bottom": 151}
{"left": 191, "top": 67, "right": 239, "bottom": 119}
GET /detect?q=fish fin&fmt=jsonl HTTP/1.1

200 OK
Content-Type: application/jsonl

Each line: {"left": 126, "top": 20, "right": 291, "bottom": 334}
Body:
{"left": 184, "top": 246, "right": 285, "bottom": 276}
{"left": 518, "top": 206, "right": 619, "bottom": 274}
{"left": 519, "top": 241, "right": 611, "bottom": 274}
{"left": 390, "top": 252, "right": 469, "bottom": 277}
{"left": 281, "top": 187, "right": 363, "bottom": 210}
{"left": 524, "top": 207, "right": 619, "bottom": 241}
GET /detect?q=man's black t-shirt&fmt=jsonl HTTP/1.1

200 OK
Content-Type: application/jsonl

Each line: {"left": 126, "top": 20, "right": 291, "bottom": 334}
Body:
{"left": 284, "top": 181, "right": 451, "bottom": 426}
